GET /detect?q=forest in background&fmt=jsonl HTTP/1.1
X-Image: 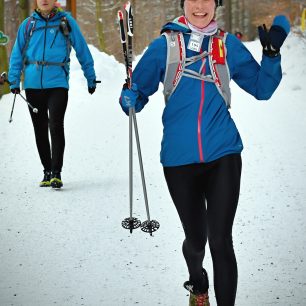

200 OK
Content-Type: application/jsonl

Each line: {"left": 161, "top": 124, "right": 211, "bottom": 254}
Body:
{"left": 1, "top": 0, "right": 305, "bottom": 95}
{"left": 72, "top": 0, "right": 306, "bottom": 60}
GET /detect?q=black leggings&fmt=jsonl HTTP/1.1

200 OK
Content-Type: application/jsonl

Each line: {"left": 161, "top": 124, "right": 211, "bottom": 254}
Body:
{"left": 163, "top": 154, "right": 242, "bottom": 306}
{"left": 26, "top": 88, "right": 68, "bottom": 173}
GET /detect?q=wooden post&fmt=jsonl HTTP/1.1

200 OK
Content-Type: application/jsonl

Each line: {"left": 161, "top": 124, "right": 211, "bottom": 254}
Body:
{"left": 70, "top": 0, "right": 76, "bottom": 19}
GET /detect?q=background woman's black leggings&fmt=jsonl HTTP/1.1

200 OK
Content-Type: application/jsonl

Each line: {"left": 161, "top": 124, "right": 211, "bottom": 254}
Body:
{"left": 164, "top": 154, "right": 242, "bottom": 306}
{"left": 26, "top": 88, "right": 68, "bottom": 173}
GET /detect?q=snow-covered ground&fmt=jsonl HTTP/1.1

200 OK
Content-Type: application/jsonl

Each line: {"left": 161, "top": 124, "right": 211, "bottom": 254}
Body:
{"left": 0, "top": 32, "right": 305, "bottom": 306}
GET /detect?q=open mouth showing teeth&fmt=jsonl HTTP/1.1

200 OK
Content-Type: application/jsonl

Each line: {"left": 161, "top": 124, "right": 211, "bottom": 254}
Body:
{"left": 193, "top": 13, "right": 208, "bottom": 17}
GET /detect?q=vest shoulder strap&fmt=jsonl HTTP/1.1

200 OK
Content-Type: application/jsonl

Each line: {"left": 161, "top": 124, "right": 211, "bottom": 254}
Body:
{"left": 22, "top": 17, "right": 36, "bottom": 64}
{"left": 208, "top": 30, "right": 231, "bottom": 108}
{"left": 162, "top": 31, "right": 185, "bottom": 103}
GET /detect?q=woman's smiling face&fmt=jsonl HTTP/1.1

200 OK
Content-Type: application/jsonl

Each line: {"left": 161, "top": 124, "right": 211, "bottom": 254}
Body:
{"left": 184, "top": 0, "right": 216, "bottom": 28}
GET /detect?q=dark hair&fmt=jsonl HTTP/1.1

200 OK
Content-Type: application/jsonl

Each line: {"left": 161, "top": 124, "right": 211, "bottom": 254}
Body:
{"left": 180, "top": 0, "right": 223, "bottom": 9}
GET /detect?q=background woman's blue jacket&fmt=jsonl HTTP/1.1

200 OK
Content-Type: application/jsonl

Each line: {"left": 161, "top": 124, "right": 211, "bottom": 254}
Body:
{"left": 123, "top": 19, "right": 282, "bottom": 167}
{"left": 9, "top": 10, "right": 96, "bottom": 90}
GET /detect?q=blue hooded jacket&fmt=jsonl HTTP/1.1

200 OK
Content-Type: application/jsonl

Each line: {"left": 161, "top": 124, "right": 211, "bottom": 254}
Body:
{"left": 9, "top": 9, "right": 96, "bottom": 90}
{"left": 124, "top": 17, "right": 282, "bottom": 167}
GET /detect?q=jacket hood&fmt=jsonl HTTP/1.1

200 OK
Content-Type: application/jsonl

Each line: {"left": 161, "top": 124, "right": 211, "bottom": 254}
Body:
{"left": 161, "top": 15, "right": 191, "bottom": 34}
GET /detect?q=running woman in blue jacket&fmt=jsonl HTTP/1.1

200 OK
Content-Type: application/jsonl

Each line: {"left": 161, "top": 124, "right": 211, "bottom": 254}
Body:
{"left": 120, "top": 0, "right": 290, "bottom": 305}
{"left": 8, "top": 0, "right": 97, "bottom": 188}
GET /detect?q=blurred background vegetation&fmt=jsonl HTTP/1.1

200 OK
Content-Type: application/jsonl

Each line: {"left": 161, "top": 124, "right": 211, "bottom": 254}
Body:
{"left": 1, "top": 0, "right": 305, "bottom": 96}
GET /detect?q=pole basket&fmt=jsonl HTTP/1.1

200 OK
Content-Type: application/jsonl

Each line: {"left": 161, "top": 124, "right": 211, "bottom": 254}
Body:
{"left": 141, "top": 220, "right": 160, "bottom": 236}
{"left": 122, "top": 217, "right": 142, "bottom": 233}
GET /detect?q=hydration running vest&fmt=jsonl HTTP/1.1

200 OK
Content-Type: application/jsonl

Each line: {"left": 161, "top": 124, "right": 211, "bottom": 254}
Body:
{"left": 22, "top": 16, "right": 71, "bottom": 73}
{"left": 162, "top": 29, "right": 231, "bottom": 108}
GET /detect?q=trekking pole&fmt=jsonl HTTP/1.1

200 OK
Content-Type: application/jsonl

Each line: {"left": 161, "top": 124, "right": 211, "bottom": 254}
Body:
{"left": 119, "top": 2, "right": 160, "bottom": 236}
{"left": 18, "top": 93, "right": 38, "bottom": 114}
{"left": 118, "top": 8, "right": 141, "bottom": 233}
{"left": 125, "top": 2, "right": 159, "bottom": 235}
{"left": 8, "top": 93, "right": 17, "bottom": 123}
{"left": 131, "top": 110, "right": 160, "bottom": 235}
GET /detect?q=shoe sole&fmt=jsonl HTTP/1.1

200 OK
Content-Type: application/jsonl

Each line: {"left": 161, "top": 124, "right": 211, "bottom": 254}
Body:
{"left": 40, "top": 182, "right": 51, "bottom": 187}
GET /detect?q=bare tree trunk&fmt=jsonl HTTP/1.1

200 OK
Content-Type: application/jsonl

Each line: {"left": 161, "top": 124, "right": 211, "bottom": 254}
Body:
{"left": 232, "top": 0, "right": 239, "bottom": 33}
{"left": 19, "top": 0, "right": 29, "bottom": 22}
{"left": 237, "top": 0, "right": 243, "bottom": 34}
{"left": 247, "top": 1, "right": 256, "bottom": 40}
{"left": 100, "top": 0, "right": 121, "bottom": 58}
{"left": 0, "top": 0, "right": 9, "bottom": 96}
{"left": 4, "top": 1, "right": 19, "bottom": 57}
{"left": 76, "top": 0, "right": 98, "bottom": 51}
{"left": 228, "top": 0, "right": 233, "bottom": 32}
{"left": 96, "top": 0, "right": 106, "bottom": 51}
{"left": 176, "top": 0, "right": 182, "bottom": 17}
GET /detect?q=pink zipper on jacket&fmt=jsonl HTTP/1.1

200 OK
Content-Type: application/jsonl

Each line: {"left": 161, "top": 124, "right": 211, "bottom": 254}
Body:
{"left": 197, "top": 57, "right": 206, "bottom": 162}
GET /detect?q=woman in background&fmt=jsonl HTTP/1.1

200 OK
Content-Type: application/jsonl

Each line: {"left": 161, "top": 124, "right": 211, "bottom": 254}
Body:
{"left": 9, "top": 0, "right": 97, "bottom": 188}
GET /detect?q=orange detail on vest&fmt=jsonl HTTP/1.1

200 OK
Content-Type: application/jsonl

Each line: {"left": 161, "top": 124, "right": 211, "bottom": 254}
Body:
{"left": 218, "top": 39, "right": 224, "bottom": 58}
{"left": 211, "top": 37, "right": 225, "bottom": 65}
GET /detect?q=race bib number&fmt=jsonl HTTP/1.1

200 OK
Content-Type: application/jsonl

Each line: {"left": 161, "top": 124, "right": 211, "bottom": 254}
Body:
{"left": 187, "top": 32, "right": 204, "bottom": 52}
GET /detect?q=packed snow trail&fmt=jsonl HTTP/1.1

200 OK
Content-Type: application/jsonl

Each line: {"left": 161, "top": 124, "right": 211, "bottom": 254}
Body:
{"left": 0, "top": 33, "right": 305, "bottom": 305}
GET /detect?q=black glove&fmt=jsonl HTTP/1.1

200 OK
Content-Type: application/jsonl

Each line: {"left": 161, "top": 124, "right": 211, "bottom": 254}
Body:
{"left": 88, "top": 87, "right": 96, "bottom": 95}
{"left": 11, "top": 88, "right": 20, "bottom": 94}
{"left": 258, "top": 15, "right": 290, "bottom": 58}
